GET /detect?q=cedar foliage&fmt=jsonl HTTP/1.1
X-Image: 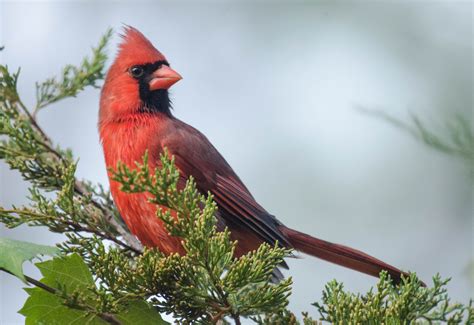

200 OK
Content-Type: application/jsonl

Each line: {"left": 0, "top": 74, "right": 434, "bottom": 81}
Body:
{"left": 0, "top": 29, "right": 472, "bottom": 324}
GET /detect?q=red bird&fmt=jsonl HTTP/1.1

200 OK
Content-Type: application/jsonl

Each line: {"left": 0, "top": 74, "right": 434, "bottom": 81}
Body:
{"left": 99, "top": 27, "right": 406, "bottom": 283}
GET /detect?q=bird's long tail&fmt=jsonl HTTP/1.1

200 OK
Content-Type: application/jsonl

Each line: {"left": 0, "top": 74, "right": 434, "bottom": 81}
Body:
{"left": 279, "top": 226, "right": 408, "bottom": 284}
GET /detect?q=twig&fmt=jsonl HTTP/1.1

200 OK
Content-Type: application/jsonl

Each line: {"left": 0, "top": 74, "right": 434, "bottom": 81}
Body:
{"left": 24, "top": 274, "right": 123, "bottom": 325}
{"left": 1, "top": 270, "right": 122, "bottom": 325}
{"left": 73, "top": 181, "right": 143, "bottom": 253}
{"left": 16, "top": 98, "right": 52, "bottom": 143}
{"left": 211, "top": 309, "right": 228, "bottom": 324}
{"left": 232, "top": 313, "right": 242, "bottom": 325}
{"left": 24, "top": 274, "right": 56, "bottom": 294}
{"left": 0, "top": 208, "right": 139, "bottom": 253}
{"left": 14, "top": 96, "right": 143, "bottom": 254}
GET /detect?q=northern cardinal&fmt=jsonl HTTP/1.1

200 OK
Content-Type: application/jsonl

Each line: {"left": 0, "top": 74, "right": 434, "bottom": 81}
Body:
{"left": 99, "top": 26, "right": 407, "bottom": 283}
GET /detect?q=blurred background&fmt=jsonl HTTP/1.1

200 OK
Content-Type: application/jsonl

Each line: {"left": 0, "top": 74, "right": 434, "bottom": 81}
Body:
{"left": 0, "top": 0, "right": 472, "bottom": 323}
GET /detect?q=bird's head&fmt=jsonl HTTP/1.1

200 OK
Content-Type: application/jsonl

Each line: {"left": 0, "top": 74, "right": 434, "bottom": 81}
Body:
{"left": 100, "top": 26, "right": 182, "bottom": 123}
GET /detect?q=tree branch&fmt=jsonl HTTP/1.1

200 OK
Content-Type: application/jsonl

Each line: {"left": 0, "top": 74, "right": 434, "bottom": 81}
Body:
{"left": 13, "top": 95, "right": 143, "bottom": 254}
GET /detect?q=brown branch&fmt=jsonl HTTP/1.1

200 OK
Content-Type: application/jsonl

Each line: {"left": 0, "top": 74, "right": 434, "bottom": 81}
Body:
{"left": 210, "top": 304, "right": 231, "bottom": 324}
{"left": 231, "top": 313, "right": 242, "bottom": 325}
{"left": 73, "top": 181, "right": 143, "bottom": 253}
{"left": 16, "top": 98, "right": 50, "bottom": 141}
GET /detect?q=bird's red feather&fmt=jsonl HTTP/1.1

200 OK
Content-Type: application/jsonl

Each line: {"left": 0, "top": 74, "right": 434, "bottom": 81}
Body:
{"left": 99, "top": 26, "right": 414, "bottom": 284}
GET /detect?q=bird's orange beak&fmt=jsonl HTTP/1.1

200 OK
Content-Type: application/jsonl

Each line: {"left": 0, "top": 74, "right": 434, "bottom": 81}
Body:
{"left": 149, "top": 65, "right": 182, "bottom": 91}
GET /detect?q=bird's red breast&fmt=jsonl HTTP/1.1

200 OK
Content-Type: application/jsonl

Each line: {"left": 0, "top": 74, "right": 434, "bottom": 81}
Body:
{"left": 100, "top": 113, "right": 184, "bottom": 254}
{"left": 99, "top": 26, "right": 184, "bottom": 254}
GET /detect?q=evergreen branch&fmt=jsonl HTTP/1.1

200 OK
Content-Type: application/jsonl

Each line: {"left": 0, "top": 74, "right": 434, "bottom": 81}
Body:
{"left": 0, "top": 208, "right": 135, "bottom": 253}
{"left": 17, "top": 92, "right": 52, "bottom": 143}
{"left": 0, "top": 32, "right": 142, "bottom": 254}
{"left": 34, "top": 28, "right": 113, "bottom": 114}
{"left": 72, "top": 180, "right": 142, "bottom": 253}
{"left": 312, "top": 271, "right": 473, "bottom": 324}
{"left": 358, "top": 107, "right": 474, "bottom": 172}
{"left": 256, "top": 272, "right": 473, "bottom": 324}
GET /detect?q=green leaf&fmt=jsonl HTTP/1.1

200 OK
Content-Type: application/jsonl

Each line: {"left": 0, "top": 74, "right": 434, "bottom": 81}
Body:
{"left": 36, "top": 253, "right": 94, "bottom": 292}
{"left": 20, "top": 293, "right": 168, "bottom": 325}
{"left": 0, "top": 237, "right": 58, "bottom": 282}
{"left": 20, "top": 287, "right": 106, "bottom": 325}
{"left": 19, "top": 254, "right": 99, "bottom": 324}
{"left": 116, "top": 300, "right": 169, "bottom": 325}
{"left": 20, "top": 254, "right": 168, "bottom": 324}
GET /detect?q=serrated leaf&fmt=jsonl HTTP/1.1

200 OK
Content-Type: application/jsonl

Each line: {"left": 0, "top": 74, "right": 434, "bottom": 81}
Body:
{"left": 36, "top": 253, "right": 94, "bottom": 293}
{"left": 20, "top": 291, "right": 168, "bottom": 325}
{"left": 19, "top": 287, "right": 106, "bottom": 325}
{"left": 20, "top": 254, "right": 168, "bottom": 324}
{"left": 116, "top": 300, "right": 169, "bottom": 325}
{"left": 19, "top": 254, "right": 100, "bottom": 324}
{"left": 0, "top": 237, "right": 58, "bottom": 282}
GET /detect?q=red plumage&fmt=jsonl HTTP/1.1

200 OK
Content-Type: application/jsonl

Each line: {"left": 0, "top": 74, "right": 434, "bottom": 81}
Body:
{"left": 99, "top": 26, "right": 409, "bottom": 283}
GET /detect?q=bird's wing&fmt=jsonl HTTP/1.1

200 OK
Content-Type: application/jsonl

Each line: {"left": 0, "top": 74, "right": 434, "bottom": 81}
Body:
{"left": 160, "top": 120, "right": 290, "bottom": 247}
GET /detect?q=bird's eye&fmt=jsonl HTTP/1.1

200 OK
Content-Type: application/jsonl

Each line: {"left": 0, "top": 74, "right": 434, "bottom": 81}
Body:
{"left": 129, "top": 66, "right": 144, "bottom": 78}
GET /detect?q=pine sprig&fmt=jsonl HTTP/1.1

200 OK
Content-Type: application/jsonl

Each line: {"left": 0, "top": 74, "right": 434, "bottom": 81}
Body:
{"left": 313, "top": 271, "right": 473, "bottom": 324}
{"left": 34, "top": 28, "right": 113, "bottom": 113}
{"left": 255, "top": 272, "right": 473, "bottom": 324}
{"left": 358, "top": 108, "right": 474, "bottom": 175}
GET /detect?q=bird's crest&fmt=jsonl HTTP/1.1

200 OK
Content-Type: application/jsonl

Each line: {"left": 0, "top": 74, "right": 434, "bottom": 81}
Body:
{"left": 116, "top": 26, "right": 166, "bottom": 65}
